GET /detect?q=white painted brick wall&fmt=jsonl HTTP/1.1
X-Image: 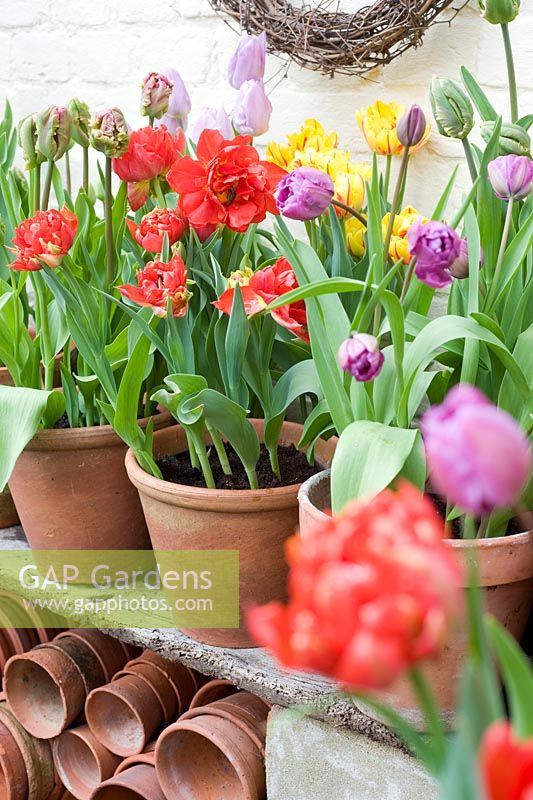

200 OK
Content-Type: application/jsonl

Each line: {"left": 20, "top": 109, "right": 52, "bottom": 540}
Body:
{"left": 0, "top": 0, "right": 531, "bottom": 212}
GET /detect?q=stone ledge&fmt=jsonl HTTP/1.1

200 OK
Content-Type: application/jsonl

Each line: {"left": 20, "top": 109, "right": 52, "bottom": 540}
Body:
{"left": 0, "top": 525, "right": 403, "bottom": 750}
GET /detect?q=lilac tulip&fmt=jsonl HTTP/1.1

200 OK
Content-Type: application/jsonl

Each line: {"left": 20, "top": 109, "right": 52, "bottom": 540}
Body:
{"left": 233, "top": 80, "right": 272, "bottom": 137}
{"left": 422, "top": 385, "right": 532, "bottom": 516}
{"left": 408, "top": 220, "right": 465, "bottom": 288}
{"left": 488, "top": 154, "right": 533, "bottom": 201}
{"left": 277, "top": 167, "right": 334, "bottom": 221}
{"left": 155, "top": 67, "right": 191, "bottom": 133}
{"left": 397, "top": 105, "right": 427, "bottom": 148}
{"left": 338, "top": 333, "right": 384, "bottom": 382}
{"left": 190, "top": 106, "right": 233, "bottom": 144}
{"left": 228, "top": 31, "right": 267, "bottom": 89}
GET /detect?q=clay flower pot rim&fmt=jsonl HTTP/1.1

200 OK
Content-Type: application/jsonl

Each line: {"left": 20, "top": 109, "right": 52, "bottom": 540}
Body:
{"left": 125, "top": 420, "right": 334, "bottom": 511}
{"left": 23, "top": 411, "right": 172, "bottom": 452}
{"left": 298, "top": 469, "right": 533, "bottom": 583}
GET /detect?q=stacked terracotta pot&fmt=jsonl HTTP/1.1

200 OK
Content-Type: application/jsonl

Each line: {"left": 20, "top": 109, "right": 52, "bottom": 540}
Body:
{"left": 1, "top": 636, "right": 269, "bottom": 800}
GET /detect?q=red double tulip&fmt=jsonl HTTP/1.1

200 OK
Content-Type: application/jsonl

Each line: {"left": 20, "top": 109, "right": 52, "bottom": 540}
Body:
{"left": 10, "top": 207, "right": 77, "bottom": 271}
{"left": 480, "top": 722, "right": 533, "bottom": 800}
{"left": 126, "top": 208, "right": 186, "bottom": 253}
{"left": 248, "top": 482, "right": 463, "bottom": 691}
{"left": 117, "top": 252, "right": 191, "bottom": 318}
{"left": 167, "top": 129, "right": 286, "bottom": 233}
{"left": 112, "top": 125, "right": 186, "bottom": 211}
{"left": 213, "top": 257, "right": 309, "bottom": 343}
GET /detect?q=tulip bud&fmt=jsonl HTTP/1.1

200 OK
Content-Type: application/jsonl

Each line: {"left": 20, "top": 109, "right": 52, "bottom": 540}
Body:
{"left": 140, "top": 72, "right": 174, "bottom": 121}
{"left": 338, "top": 333, "right": 384, "bottom": 382}
{"left": 191, "top": 106, "right": 233, "bottom": 144}
{"left": 396, "top": 105, "right": 427, "bottom": 148}
{"left": 68, "top": 98, "right": 91, "bottom": 148}
{"left": 17, "top": 113, "right": 45, "bottom": 169}
{"left": 477, "top": 0, "right": 520, "bottom": 24}
{"left": 36, "top": 106, "right": 72, "bottom": 161}
{"left": 481, "top": 121, "right": 531, "bottom": 157}
{"left": 90, "top": 108, "right": 129, "bottom": 158}
{"left": 430, "top": 77, "right": 474, "bottom": 140}
{"left": 449, "top": 239, "right": 470, "bottom": 279}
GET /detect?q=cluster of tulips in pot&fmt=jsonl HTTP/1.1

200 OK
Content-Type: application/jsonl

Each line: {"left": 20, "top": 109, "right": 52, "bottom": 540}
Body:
{"left": 0, "top": 629, "right": 270, "bottom": 800}
{"left": 0, "top": 0, "right": 531, "bottom": 677}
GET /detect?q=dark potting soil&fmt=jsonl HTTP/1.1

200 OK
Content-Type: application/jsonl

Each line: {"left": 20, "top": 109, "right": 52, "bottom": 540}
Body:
{"left": 157, "top": 442, "right": 319, "bottom": 490}
{"left": 430, "top": 493, "right": 524, "bottom": 539}
{"left": 53, "top": 413, "right": 71, "bottom": 429}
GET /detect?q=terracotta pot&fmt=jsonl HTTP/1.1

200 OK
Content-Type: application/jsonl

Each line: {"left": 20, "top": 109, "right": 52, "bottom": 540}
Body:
{"left": 90, "top": 764, "right": 166, "bottom": 800}
{"left": 117, "top": 641, "right": 142, "bottom": 662}
{"left": 112, "top": 662, "right": 178, "bottom": 724}
{"left": 126, "top": 651, "right": 196, "bottom": 713}
{"left": 0, "top": 702, "right": 55, "bottom": 800}
{"left": 180, "top": 692, "right": 269, "bottom": 755}
{"left": 189, "top": 679, "right": 239, "bottom": 709}
{"left": 298, "top": 471, "right": 533, "bottom": 722}
{"left": 0, "top": 487, "right": 19, "bottom": 529}
{"left": 156, "top": 714, "right": 266, "bottom": 800}
{"left": 54, "top": 631, "right": 126, "bottom": 683}
{"left": 37, "top": 640, "right": 105, "bottom": 695}
{"left": 8, "top": 412, "right": 171, "bottom": 551}
{"left": 0, "top": 718, "right": 29, "bottom": 800}
{"left": 52, "top": 725, "right": 121, "bottom": 800}
{"left": 3, "top": 649, "right": 86, "bottom": 738}
{"left": 125, "top": 421, "right": 337, "bottom": 647}
{"left": 85, "top": 675, "right": 163, "bottom": 757}
{"left": 0, "top": 348, "right": 67, "bottom": 391}
{"left": 114, "top": 746, "right": 155, "bottom": 775}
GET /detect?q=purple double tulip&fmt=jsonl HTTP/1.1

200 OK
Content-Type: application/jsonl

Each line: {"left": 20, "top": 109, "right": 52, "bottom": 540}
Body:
{"left": 422, "top": 385, "right": 532, "bottom": 517}
{"left": 338, "top": 333, "right": 384, "bottom": 382}
{"left": 408, "top": 220, "right": 468, "bottom": 289}
{"left": 277, "top": 167, "right": 334, "bottom": 221}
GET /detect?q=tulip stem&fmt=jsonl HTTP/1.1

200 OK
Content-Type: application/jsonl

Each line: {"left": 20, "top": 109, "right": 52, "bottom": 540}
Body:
{"left": 104, "top": 156, "right": 115, "bottom": 288}
{"left": 501, "top": 23, "right": 519, "bottom": 123}
{"left": 399, "top": 257, "right": 417, "bottom": 303}
{"left": 383, "top": 155, "right": 392, "bottom": 203}
{"left": 82, "top": 147, "right": 89, "bottom": 194}
{"left": 461, "top": 138, "right": 478, "bottom": 184}
{"left": 65, "top": 150, "right": 72, "bottom": 196}
{"left": 331, "top": 199, "right": 367, "bottom": 227}
{"left": 41, "top": 160, "right": 54, "bottom": 211}
{"left": 409, "top": 668, "right": 447, "bottom": 769}
{"left": 33, "top": 163, "right": 41, "bottom": 213}
{"left": 32, "top": 272, "right": 53, "bottom": 390}
{"left": 155, "top": 179, "right": 167, "bottom": 209}
{"left": 485, "top": 197, "right": 514, "bottom": 312}
{"left": 376, "top": 145, "right": 410, "bottom": 333}
{"left": 208, "top": 425, "right": 232, "bottom": 476}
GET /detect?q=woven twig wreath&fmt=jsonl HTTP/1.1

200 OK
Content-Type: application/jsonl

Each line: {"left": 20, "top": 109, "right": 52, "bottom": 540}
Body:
{"left": 209, "top": 0, "right": 461, "bottom": 77}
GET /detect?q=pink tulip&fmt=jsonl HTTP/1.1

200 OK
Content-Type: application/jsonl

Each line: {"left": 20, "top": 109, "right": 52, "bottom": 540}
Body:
{"left": 422, "top": 385, "right": 532, "bottom": 516}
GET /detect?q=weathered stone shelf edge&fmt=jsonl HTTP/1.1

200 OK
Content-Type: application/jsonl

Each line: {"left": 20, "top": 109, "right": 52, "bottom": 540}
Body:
{"left": 0, "top": 525, "right": 403, "bottom": 750}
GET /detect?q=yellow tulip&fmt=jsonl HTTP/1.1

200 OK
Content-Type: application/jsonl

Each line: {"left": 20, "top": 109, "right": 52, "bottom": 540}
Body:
{"left": 382, "top": 205, "right": 427, "bottom": 264}
{"left": 356, "top": 101, "right": 431, "bottom": 156}
{"left": 345, "top": 216, "right": 366, "bottom": 259}
{"left": 266, "top": 119, "right": 339, "bottom": 170}
{"left": 333, "top": 170, "right": 366, "bottom": 214}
